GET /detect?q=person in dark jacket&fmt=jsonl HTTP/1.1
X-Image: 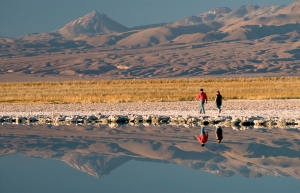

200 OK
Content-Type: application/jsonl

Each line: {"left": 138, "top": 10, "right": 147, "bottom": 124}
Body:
{"left": 215, "top": 126, "right": 223, "bottom": 144}
{"left": 215, "top": 91, "right": 222, "bottom": 113}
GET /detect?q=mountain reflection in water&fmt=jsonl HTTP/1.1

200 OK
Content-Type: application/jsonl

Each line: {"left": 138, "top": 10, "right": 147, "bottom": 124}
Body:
{"left": 0, "top": 124, "right": 299, "bottom": 180}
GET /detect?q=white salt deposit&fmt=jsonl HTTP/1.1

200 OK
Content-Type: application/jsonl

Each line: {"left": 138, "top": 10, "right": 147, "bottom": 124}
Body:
{"left": 0, "top": 100, "right": 299, "bottom": 118}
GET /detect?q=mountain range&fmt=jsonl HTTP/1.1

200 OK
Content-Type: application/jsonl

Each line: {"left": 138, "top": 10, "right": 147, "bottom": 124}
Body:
{"left": 1, "top": 1, "right": 300, "bottom": 80}
{"left": 19, "top": 2, "right": 300, "bottom": 42}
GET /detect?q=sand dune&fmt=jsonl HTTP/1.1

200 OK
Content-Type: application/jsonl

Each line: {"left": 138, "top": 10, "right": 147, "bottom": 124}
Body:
{"left": 72, "top": 31, "right": 137, "bottom": 47}
{"left": 2, "top": 36, "right": 300, "bottom": 80}
{"left": 117, "top": 23, "right": 222, "bottom": 47}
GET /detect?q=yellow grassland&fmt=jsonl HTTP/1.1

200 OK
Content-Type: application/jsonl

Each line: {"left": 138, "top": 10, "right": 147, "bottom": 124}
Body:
{"left": 0, "top": 77, "right": 299, "bottom": 104}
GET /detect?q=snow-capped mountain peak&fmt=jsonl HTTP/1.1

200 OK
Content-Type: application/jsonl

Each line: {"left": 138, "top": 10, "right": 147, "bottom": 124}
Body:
{"left": 58, "top": 11, "right": 128, "bottom": 36}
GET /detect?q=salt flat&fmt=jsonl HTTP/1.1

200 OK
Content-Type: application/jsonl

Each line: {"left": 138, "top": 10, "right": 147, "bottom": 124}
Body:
{"left": 0, "top": 99, "right": 299, "bottom": 118}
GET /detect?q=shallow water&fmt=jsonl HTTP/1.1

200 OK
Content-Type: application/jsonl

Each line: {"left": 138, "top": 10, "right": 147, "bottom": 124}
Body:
{"left": 0, "top": 124, "right": 300, "bottom": 192}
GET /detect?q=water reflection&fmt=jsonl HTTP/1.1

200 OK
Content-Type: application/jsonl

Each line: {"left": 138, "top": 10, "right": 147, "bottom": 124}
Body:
{"left": 0, "top": 124, "right": 300, "bottom": 180}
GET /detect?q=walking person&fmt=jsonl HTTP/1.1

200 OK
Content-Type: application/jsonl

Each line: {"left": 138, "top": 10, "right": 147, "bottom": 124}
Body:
{"left": 215, "top": 91, "right": 222, "bottom": 113}
{"left": 215, "top": 126, "right": 223, "bottom": 144}
{"left": 195, "top": 88, "right": 208, "bottom": 114}
{"left": 195, "top": 126, "right": 208, "bottom": 147}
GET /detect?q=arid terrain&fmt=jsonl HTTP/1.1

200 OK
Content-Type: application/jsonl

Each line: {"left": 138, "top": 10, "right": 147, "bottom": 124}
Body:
{"left": 0, "top": 123, "right": 299, "bottom": 179}
{"left": 1, "top": 2, "right": 300, "bottom": 81}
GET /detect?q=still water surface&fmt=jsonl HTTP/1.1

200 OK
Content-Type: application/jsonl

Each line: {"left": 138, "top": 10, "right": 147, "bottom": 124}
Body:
{"left": 0, "top": 124, "right": 299, "bottom": 193}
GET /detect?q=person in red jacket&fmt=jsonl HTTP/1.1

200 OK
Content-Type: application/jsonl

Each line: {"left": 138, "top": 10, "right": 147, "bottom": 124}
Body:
{"left": 195, "top": 126, "right": 208, "bottom": 147}
{"left": 195, "top": 88, "right": 208, "bottom": 114}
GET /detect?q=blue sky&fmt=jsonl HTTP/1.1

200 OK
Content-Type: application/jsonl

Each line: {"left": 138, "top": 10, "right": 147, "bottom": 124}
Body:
{"left": 0, "top": 0, "right": 295, "bottom": 38}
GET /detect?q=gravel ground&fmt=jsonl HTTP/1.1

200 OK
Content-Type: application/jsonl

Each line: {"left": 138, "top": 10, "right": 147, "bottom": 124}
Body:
{"left": 0, "top": 99, "right": 300, "bottom": 118}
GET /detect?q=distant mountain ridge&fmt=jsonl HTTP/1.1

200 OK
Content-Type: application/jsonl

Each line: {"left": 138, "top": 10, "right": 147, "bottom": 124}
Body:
{"left": 17, "top": 1, "right": 300, "bottom": 41}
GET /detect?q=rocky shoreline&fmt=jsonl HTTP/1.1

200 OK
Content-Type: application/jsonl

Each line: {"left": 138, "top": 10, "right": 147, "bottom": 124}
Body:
{"left": 0, "top": 100, "right": 299, "bottom": 127}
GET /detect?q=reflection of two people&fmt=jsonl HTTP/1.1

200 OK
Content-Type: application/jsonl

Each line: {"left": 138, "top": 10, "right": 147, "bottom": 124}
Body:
{"left": 195, "top": 126, "right": 223, "bottom": 146}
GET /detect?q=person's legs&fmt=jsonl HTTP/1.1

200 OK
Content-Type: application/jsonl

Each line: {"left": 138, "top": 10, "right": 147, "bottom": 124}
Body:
{"left": 199, "top": 101, "right": 202, "bottom": 113}
{"left": 200, "top": 100, "right": 205, "bottom": 114}
{"left": 216, "top": 105, "right": 221, "bottom": 113}
{"left": 201, "top": 126, "right": 205, "bottom": 135}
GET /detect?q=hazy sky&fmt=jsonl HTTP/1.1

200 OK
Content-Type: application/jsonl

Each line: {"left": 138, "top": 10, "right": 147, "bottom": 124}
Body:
{"left": 0, "top": 0, "right": 295, "bottom": 38}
